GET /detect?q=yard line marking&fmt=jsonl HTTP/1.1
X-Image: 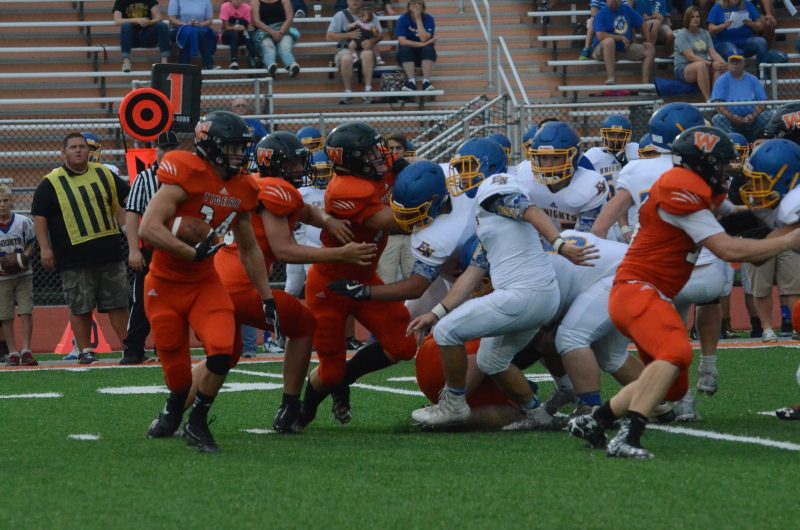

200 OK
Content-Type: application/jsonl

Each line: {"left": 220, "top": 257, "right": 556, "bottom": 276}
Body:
{"left": 387, "top": 376, "right": 417, "bottom": 382}
{"left": 241, "top": 428, "right": 276, "bottom": 435}
{"left": 0, "top": 392, "right": 62, "bottom": 399}
{"left": 68, "top": 434, "right": 100, "bottom": 441}
{"left": 649, "top": 424, "right": 800, "bottom": 452}
{"left": 351, "top": 383, "right": 425, "bottom": 397}
{"left": 0, "top": 357, "right": 287, "bottom": 374}
{"left": 230, "top": 368, "right": 284, "bottom": 379}
{"left": 97, "top": 382, "right": 283, "bottom": 395}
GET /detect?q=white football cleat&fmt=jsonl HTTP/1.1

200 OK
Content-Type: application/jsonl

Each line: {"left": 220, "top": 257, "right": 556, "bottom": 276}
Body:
{"left": 502, "top": 406, "right": 559, "bottom": 431}
{"left": 696, "top": 369, "right": 718, "bottom": 396}
{"left": 674, "top": 392, "right": 702, "bottom": 422}
{"left": 411, "top": 390, "right": 470, "bottom": 427}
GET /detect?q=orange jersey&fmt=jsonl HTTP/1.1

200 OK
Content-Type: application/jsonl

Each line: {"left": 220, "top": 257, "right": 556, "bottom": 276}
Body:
{"left": 615, "top": 167, "right": 725, "bottom": 298}
{"left": 218, "top": 176, "right": 305, "bottom": 274}
{"left": 313, "top": 174, "right": 390, "bottom": 281}
{"left": 151, "top": 151, "right": 259, "bottom": 282}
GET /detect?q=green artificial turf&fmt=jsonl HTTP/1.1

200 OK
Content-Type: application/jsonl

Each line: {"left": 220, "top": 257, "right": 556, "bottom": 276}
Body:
{"left": 1, "top": 346, "right": 799, "bottom": 529}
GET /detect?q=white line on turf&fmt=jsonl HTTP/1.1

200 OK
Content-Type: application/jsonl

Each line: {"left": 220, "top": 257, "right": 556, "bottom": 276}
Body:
{"left": 649, "top": 424, "right": 800, "bottom": 452}
{"left": 0, "top": 392, "right": 62, "bottom": 399}
{"left": 68, "top": 434, "right": 100, "bottom": 441}
{"left": 230, "top": 368, "right": 284, "bottom": 379}
{"left": 97, "top": 382, "right": 283, "bottom": 395}
{"left": 241, "top": 428, "right": 276, "bottom": 435}
{"left": 352, "top": 382, "right": 425, "bottom": 396}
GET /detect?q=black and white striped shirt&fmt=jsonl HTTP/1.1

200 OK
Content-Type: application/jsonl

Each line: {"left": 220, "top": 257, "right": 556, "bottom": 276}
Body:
{"left": 126, "top": 161, "right": 160, "bottom": 215}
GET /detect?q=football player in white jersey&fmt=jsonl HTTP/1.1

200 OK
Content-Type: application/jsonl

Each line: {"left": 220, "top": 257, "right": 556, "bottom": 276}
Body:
{"left": 284, "top": 150, "right": 331, "bottom": 297}
{"left": 740, "top": 138, "right": 800, "bottom": 420}
{"left": 516, "top": 121, "right": 609, "bottom": 233}
{"left": 327, "top": 140, "right": 505, "bottom": 317}
{"left": 407, "top": 143, "right": 598, "bottom": 431}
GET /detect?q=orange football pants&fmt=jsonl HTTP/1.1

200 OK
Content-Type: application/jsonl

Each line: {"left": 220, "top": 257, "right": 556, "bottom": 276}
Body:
{"left": 609, "top": 281, "right": 692, "bottom": 402}
{"left": 415, "top": 336, "right": 511, "bottom": 408}
{"left": 144, "top": 273, "right": 235, "bottom": 393}
{"left": 793, "top": 300, "right": 800, "bottom": 335}
{"left": 305, "top": 265, "right": 417, "bottom": 388}
{"left": 214, "top": 249, "right": 317, "bottom": 366}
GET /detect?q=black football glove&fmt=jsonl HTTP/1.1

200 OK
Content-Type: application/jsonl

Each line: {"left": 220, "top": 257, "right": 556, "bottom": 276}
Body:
{"left": 328, "top": 280, "right": 371, "bottom": 300}
{"left": 263, "top": 298, "right": 282, "bottom": 342}
{"left": 193, "top": 232, "right": 224, "bottom": 262}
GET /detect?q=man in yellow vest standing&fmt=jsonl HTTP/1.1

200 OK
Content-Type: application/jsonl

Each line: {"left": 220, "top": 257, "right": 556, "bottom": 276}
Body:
{"left": 32, "top": 133, "right": 131, "bottom": 364}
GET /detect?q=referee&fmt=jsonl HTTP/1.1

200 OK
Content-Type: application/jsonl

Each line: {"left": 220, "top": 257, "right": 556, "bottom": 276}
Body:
{"left": 121, "top": 131, "right": 180, "bottom": 365}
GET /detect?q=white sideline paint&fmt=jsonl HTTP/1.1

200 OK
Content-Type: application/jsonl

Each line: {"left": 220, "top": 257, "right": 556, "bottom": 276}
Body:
{"left": 352, "top": 382, "right": 425, "bottom": 397}
{"left": 649, "top": 424, "right": 800, "bottom": 452}
{"left": 386, "top": 374, "right": 556, "bottom": 384}
{"left": 241, "top": 428, "right": 276, "bottom": 435}
{"left": 230, "top": 368, "right": 284, "bottom": 379}
{"left": 68, "top": 434, "right": 100, "bottom": 441}
{"left": 0, "top": 392, "right": 61, "bottom": 399}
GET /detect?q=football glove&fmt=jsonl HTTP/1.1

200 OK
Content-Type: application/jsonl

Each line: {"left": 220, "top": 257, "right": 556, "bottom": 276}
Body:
{"left": 193, "top": 233, "right": 224, "bottom": 262}
{"left": 328, "top": 280, "right": 371, "bottom": 300}
{"left": 263, "top": 298, "right": 282, "bottom": 342}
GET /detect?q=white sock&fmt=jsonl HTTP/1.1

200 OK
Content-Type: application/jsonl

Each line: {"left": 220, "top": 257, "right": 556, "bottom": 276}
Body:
{"left": 423, "top": 78, "right": 430, "bottom": 84}
{"left": 699, "top": 355, "right": 717, "bottom": 372}
{"left": 554, "top": 375, "right": 574, "bottom": 393}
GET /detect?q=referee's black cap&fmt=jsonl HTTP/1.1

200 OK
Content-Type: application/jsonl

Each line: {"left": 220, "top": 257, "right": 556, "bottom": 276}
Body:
{"left": 156, "top": 130, "right": 180, "bottom": 148}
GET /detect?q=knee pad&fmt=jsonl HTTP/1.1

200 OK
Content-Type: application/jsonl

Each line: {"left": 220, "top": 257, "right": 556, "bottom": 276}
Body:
{"left": 163, "top": 362, "right": 192, "bottom": 394}
{"left": 432, "top": 320, "right": 466, "bottom": 347}
{"left": 476, "top": 348, "right": 512, "bottom": 377}
{"left": 555, "top": 328, "right": 590, "bottom": 357}
{"left": 206, "top": 354, "right": 232, "bottom": 376}
{"left": 599, "top": 353, "right": 627, "bottom": 375}
{"left": 317, "top": 354, "right": 346, "bottom": 388}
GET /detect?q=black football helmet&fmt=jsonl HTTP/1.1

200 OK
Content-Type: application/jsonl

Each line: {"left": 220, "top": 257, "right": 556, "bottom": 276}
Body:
{"left": 762, "top": 102, "right": 800, "bottom": 144}
{"left": 194, "top": 111, "right": 254, "bottom": 180}
{"left": 671, "top": 126, "right": 737, "bottom": 195}
{"left": 254, "top": 131, "right": 312, "bottom": 187}
{"left": 324, "top": 122, "right": 388, "bottom": 180}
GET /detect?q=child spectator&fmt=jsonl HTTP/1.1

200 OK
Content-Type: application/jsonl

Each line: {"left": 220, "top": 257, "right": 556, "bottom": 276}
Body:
{"left": 348, "top": 4, "right": 383, "bottom": 64}
{"left": 220, "top": 0, "right": 261, "bottom": 69}
{"left": 0, "top": 186, "right": 37, "bottom": 367}
{"left": 631, "top": 0, "right": 674, "bottom": 57}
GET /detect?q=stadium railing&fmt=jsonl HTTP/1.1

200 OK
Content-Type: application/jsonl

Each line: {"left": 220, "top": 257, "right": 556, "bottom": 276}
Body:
{"left": 527, "top": 6, "right": 591, "bottom": 36}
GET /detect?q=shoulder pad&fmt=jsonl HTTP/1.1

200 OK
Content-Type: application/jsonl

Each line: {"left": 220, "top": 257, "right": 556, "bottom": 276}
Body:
{"left": 777, "top": 187, "right": 800, "bottom": 226}
{"left": 564, "top": 168, "right": 608, "bottom": 208}
{"left": 258, "top": 178, "right": 303, "bottom": 217}
{"left": 475, "top": 172, "right": 527, "bottom": 205}
{"left": 156, "top": 151, "right": 206, "bottom": 190}
{"left": 656, "top": 168, "right": 714, "bottom": 216}
{"left": 325, "top": 176, "right": 376, "bottom": 218}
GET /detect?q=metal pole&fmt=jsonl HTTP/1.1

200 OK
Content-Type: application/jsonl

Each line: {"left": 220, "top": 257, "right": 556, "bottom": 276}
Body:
{"left": 771, "top": 65, "right": 778, "bottom": 101}
{"left": 486, "top": 0, "right": 493, "bottom": 88}
{"left": 459, "top": 0, "right": 465, "bottom": 14}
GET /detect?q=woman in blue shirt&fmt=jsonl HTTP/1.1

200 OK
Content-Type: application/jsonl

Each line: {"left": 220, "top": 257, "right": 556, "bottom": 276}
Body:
{"left": 168, "top": 0, "right": 217, "bottom": 69}
{"left": 395, "top": 0, "right": 438, "bottom": 91}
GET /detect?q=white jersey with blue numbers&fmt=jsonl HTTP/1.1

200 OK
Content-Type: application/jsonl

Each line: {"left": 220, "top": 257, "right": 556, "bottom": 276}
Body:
{"left": 752, "top": 186, "right": 800, "bottom": 229}
{"left": 473, "top": 172, "right": 556, "bottom": 290}
{"left": 545, "top": 230, "right": 628, "bottom": 315}
{"left": 616, "top": 153, "right": 674, "bottom": 213}
{"left": 295, "top": 185, "right": 325, "bottom": 248}
{"left": 585, "top": 147, "right": 622, "bottom": 196}
{"left": 513, "top": 161, "right": 609, "bottom": 232}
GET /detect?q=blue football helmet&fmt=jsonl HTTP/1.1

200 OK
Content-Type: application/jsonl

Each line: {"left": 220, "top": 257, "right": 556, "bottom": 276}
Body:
{"left": 311, "top": 151, "right": 332, "bottom": 189}
{"left": 390, "top": 160, "right": 449, "bottom": 233}
{"left": 727, "top": 132, "right": 750, "bottom": 165}
{"left": 600, "top": 115, "right": 632, "bottom": 153}
{"left": 529, "top": 121, "right": 581, "bottom": 186}
{"left": 637, "top": 133, "right": 659, "bottom": 159}
{"left": 448, "top": 138, "right": 508, "bottom": 198}
{"left": 81, "top": 132, "right": 102, "bottom": 163}
{"left": 487, "top": 133, "right": 512, "bottom": 165}
{"left": 741, "top": 138, "right": 800, "bottom": 209}
{"left": 648, "top": 102, "right": 705, "bottom": 150}
{"left": 406, "top": 140, "right": 416, "bottom": 158}
{"left": 521, "top": 125, "right": 538, "bottom": 156}
{"left": 297, "top": 126, "right": 324, "bottom": 152}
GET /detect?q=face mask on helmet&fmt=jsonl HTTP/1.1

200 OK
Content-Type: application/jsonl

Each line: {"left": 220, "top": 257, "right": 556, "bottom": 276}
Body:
{"left": 529, "top": 122, "right": 580, "bottom": 186}
{"left": 740, "top": 139, "right": 800, "bottom": 209}
{"left": 324, "top": 122, "right": 389, "bottom": 181}
{"left": 255, "top": 133, "right": 311, "bottom": 187}
{"left": 81, "top": 132, "right": 102, "bottom": 163}
{"left": 311, "top": 152, "right": 332, "bottom": 189}
{"left": 297, "top": 126, "right": 324, "bottom": 152}
{"left": 446, "top": 139, "right": 507, "bottom": 198}
{"left": 601, "top": 127, "right": 632, "bottom": 153}
{"left": 671, "top": 126, "right": 737, "bottom": 196}
{"left": 195, "top": 111, "right": 254, "bottom": 180}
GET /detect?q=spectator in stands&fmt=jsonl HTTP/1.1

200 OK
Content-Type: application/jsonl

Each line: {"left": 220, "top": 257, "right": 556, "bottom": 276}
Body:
{"left": 377, "top": 134, "right": 414, "bottom": 284}
{"left": 674, "top": 6, "right": 727, "bottom": 101}
{"left": 220, "top": 0, "right": 261, "bottom": 69}
{"left": 591, "top": 0, "right": 655, "bottom": 85}
{"left": 0, "top": 185, "right": 37, "bottom": 367}
{"left": 630, "top": 0, "right": 673, "bottom": 57}
{"left": 710, "top": 52, "right": 772, "bottom": 140}
{"left": 707, "top": 0, "right": 767, "bottom": 64}
{"left": 579, "top": 0, "right": 606, "bottom": 61}
{"left": 327, "top": 0, "right": 383, "bottom": 104}
{"left": 230, "top": 97, "right": 268, "bottom": 141}
{"left": 122, "top": 131, "right": 180, "bottom": 365}
{"left": 113, "top": 0, "right": 171, "bottom": 72}
{"left": 396, "top": 0, "right": 438, "bottom": 91}
{"left": 347, "top": 4, "right": 384, "bottom": 66}
{"left": 252, "top": 0, "right": 301, "bottom": 78}
{"left": 31, "top": 133, "right": 130, "bottom": 365}
{"left": 168, "top": 0, "right": 218, "bottom": 69}
{"left": 336, "top": 0, "right": 396, "bottom": 14}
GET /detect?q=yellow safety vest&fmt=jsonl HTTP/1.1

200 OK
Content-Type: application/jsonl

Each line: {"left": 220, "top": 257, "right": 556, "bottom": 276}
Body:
{"left": 43, "top": 163, "right": 120, "bottom": 245}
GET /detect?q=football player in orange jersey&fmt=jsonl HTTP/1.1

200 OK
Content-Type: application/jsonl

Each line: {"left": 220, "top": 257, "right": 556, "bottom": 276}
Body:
{"left": 299, "top": 122, "right": 417, "bottom": 428}
{"left": 213, "top": 131, "right": 378, "bottom": 433}
{"left": 568, "top": 126, "right": 800, "bottom": 459}
{"left": 139, "top": 111, "right": 274, "bottom": 453}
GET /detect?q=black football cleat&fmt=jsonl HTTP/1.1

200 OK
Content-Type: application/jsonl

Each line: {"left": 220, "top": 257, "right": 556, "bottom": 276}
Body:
{"left": 147, "top": 412, "right": 182, "bottom": 439}
{"left": 182, "top": 420, "right": 220, "bottom": 454}
{"left": 273, "top": 401, "right": 302, "bottom": 433}
{"left": 331, "top": 385, "right": 353, "bottom": 424}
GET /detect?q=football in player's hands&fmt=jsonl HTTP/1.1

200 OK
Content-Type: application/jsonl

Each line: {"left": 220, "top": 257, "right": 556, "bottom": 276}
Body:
{"left": 169, "top": 216, "right": 219, "bottom": 246}
{"left": 0, "top": 252, "right": 29, "bottom": 274}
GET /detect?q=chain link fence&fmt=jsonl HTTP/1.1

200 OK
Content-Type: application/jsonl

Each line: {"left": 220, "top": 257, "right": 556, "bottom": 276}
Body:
{"left": 760, "top": 64, "right": 800, "bottom": 100}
